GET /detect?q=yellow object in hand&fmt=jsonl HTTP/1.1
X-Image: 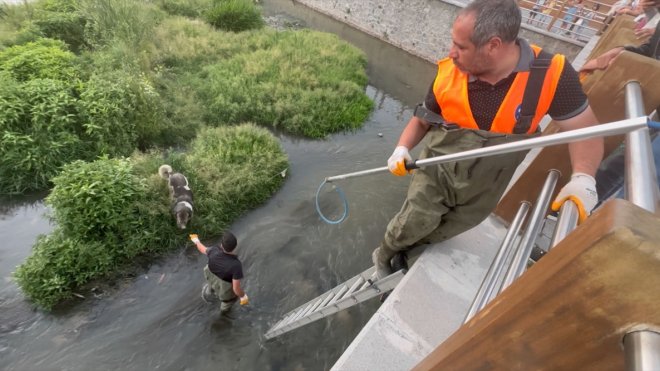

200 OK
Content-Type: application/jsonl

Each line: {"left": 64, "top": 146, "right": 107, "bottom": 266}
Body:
{"left": 240, "top": 294, "right": 249, "bottom": 306}
{"left": 189, "top": 234, "right": 199, "bottom": 243}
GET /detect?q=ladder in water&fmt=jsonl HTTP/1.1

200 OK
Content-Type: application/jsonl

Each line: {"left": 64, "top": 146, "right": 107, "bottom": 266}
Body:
{"left": 264, "top": 266, "right": 406, "bottom": 340}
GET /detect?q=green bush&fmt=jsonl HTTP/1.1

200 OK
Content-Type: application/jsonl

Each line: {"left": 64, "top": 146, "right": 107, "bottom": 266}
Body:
{"left": 77, "top": 72, "right": 139, "bottom": 156}
{"left": 46, "top": 158, "right": 147, "bottom": 241}
{"left": 204, "top": 0, "right": 263, "bottom": 32}
{"left": 0, "top": 75, "right": 84, "bottom": 194}
{"left": 34, "top": 11, "right": 88, "bottom": 53}
{"left": 0, "top": 38, "right": 79, "bottom": 81}
{"left": 14, "top": 231, "right": 115, "bottom": 310}
{"left": 14, "top": 157, "right": 180, "bottom": 309}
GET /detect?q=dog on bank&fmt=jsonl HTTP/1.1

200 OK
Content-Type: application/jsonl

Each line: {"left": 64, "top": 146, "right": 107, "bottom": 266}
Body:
{"left": 158, "top": 164, "right": 194, "bottom": 230}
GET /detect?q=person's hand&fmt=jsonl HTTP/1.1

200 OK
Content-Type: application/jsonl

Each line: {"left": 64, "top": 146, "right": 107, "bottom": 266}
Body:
{"left": 640, "top": 0, "right": 659, "bottom": 10}
{"left": 239, "top": 294, "right": 249, "bottom": 306}
{"left": 635, "top": 27, "right": 655, "bottom": 40}
{"left": 189, "top": 234, "right": 200, "bottom": 244}
{"left": 387, "top": 146, "right": 413, "bottom": 176}
{"left": 617, "top": 6, "right": 632, "bottom": 14}
{"left": 551, "top": 173, "right": 598, "bottom": 224}
{"left": 579, "top": 47, "right": 625, "bottom": 73}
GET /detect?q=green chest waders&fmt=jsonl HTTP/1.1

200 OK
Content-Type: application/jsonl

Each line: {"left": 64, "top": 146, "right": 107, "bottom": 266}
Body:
{"left": 381, "top": 128, "right": 535, "bottom": 255}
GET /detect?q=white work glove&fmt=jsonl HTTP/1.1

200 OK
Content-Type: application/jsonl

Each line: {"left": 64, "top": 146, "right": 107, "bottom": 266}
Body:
{"left": 387, "top": 146, "right": 413, "bottom": 176}
{"left": 239, "top": 294, "right": 249, "bottom": 306}
{"left": 189, "top": 234, "right": 200, "bottom": 244}
{"left": 551, "top": 173, "right": 598, "bottom": 224}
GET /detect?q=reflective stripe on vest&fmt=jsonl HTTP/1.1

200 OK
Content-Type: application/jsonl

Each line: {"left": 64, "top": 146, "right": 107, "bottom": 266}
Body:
{"left": 432, "top": 45, "right": 565, "bottom": 134}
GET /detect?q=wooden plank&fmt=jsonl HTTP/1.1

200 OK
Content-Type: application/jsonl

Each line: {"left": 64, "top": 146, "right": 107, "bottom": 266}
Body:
{"left": 495, "top": 51, "right": 660, "bottom": 224}
{"left": 414, "top": 199, "right": 660, "bottom": 370}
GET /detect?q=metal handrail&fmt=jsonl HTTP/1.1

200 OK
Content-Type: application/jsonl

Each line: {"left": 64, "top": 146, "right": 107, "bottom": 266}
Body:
{"left": 622, "top": 81, "right": 660, "bottom": 371}
{"left": 549, "top": 200, "right": 579, "bottom": 249}
{"left": 624, "top": 82, "right": 660, "bottom": 213}
{"left": 501, "top": 170, "right": 560, "bottom": 290}
{"left": 463, "top": 201, "right": 531, "bottom": 323}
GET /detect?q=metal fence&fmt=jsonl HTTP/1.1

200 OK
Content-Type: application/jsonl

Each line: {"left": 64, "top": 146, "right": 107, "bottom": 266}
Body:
{"left": 518, "top": 0, "right": 617, "bottom": 43}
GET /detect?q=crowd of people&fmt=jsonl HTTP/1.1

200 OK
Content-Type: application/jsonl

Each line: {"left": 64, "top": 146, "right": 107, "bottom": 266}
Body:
{"left": 525, "top": 0, "right": 658, "bottom": 42}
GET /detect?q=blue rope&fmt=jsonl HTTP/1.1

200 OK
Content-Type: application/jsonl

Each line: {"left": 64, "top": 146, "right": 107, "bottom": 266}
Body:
{"left": 315, "top": 179, "right": 348, "bottom": 224}
{"left": 648, "top": 120, "right": 660, "bottom": 130}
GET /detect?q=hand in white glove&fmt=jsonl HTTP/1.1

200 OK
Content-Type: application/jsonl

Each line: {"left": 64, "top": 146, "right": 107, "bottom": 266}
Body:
{"left": 387, "top": 146, "right": 413, "bottom": 176}
{"left": 551, "top": 173, "right": 598, "bottom": 224}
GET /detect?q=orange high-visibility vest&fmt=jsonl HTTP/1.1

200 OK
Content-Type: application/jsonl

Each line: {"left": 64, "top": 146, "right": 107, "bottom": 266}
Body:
{"left": 432, "top": 45, "right": 565, "bottom": 134}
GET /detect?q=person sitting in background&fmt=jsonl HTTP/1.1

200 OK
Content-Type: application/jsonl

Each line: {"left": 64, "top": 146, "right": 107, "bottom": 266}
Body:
{"left": 538, "top": 0, "right": 558, "bottom": 28}
{"left": 617, "top": 0, "right": 644, "bottom": 16}
{"left": 190, "top": 231, "right": 249, "bottom": 314}
{"left": 561, "top": 0, "right": 583, "bottom": 35}
{"left": 580, "top": 0, "right": 659, "bottom": 73}
{"left": 575, "top": 3, "right": 600, "bottom": 41}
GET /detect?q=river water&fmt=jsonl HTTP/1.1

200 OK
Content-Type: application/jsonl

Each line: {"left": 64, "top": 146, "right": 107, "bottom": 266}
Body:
{"left": 0, "top": 1, "right": 437, "bottom": 369}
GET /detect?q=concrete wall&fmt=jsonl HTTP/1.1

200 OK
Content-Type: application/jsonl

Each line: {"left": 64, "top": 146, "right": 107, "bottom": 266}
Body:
{"left": 294, "top": 0, "right": 584, "bottom": 63}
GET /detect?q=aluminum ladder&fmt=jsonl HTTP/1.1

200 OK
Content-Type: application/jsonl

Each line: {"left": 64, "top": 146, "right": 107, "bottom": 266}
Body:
{"left": 264, "top": 266, "right": 406, "bottom": 340}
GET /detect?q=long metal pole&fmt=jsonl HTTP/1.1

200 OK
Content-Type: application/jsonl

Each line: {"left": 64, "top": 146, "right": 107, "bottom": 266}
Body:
{"left": 326, "top": 117, "right": 647, "bottom": 182}
{"left": 549, "top": 200, "right": 579, "bottom": 249}
{"left": 463, "top": 201, "right": 531, "bottom": 323}
{"left": 501, "top": 170, "right": 560, "bottom": 290}
{"left": 624, "top": 331, "right": 660, "bottom": 371}
{"left": 624, "top": 82, "right": 659, "bottom": 213}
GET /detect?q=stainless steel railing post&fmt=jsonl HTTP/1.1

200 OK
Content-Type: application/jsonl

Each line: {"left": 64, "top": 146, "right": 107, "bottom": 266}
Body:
{"left": 621, "top": 82, "right": 660, "bottom": 370}
{"left": 463, "top": 201, "right": 531, "bottom": 323}
{"left": 500, "top": 170, "right": 560, "bottom": 291}
{"left": 549, "top": 200, "right": 579, "bottom": 249}
{"left": 624, "top": 82, "right": 659, "bottom": 213}
{"left": 624, "top": 331, "right": 660, "bottom": 371}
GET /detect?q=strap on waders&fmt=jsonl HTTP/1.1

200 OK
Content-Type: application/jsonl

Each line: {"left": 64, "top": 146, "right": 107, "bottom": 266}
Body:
{"left": 513, "top": 50, "right": 553, "bottom": 134}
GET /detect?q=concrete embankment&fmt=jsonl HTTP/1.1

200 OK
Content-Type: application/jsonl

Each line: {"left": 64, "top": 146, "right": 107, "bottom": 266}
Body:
{"left": 294, "top": 0, "right": 584, "bottom": 63}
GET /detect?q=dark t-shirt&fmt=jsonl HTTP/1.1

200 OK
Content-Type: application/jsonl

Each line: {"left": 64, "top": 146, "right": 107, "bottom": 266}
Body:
{"left": 425, "top": 40, "right": 588, "bottom": 131}
{"left": 207, "top": 246, "right": 244, "bottom": 283}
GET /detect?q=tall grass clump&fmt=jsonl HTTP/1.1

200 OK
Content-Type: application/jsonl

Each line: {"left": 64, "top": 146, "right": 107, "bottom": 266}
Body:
{"left": 156, "top": 0, "right": 213, "bottom": 18}
{"left": 204, "top": 0, "right": 263, "bottom": 32}
{"left": 184, "top": 124, "right": 288, "bottom": 230}
{"left": 77, "top": 0, "right": 165, "bottom": 51}
{"left": 179, "top": 29, "right": 372, "bottom": 138}
{"left": 14, "top": 124, "right": 288, "bottom": 309}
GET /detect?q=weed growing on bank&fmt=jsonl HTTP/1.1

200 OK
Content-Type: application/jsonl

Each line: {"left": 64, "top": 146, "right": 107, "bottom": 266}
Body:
{"left": 14, "top": 124, "right": 287, "bottom": 310}
{"left": 204, "top": 0, "right": 264, "bottom": 32}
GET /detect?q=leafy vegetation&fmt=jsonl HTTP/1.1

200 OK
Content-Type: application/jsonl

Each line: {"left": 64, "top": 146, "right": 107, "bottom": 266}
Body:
{"left": 204, "top": 0, "right": 264, "bottom": 32}
{"left": 15, "top": 125, "right": 287, "bottom": 309}
{"left": 4, "top": 0, "right": 372, "bottom": 309}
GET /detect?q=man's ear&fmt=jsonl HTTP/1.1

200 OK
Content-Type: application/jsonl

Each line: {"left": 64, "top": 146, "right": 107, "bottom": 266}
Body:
{"left": 486, "top": 36, "right": 503, "bottom": 54}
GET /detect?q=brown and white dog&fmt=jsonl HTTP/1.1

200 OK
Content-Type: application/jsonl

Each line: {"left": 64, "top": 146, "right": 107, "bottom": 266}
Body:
{"left": 158, "top": 164, "right": 193, "bottom": 229}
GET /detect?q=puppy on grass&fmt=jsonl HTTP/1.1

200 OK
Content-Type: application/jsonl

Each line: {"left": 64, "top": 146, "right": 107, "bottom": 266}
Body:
{"left": 158, "top": 164, "right": 194, "bottom": 230}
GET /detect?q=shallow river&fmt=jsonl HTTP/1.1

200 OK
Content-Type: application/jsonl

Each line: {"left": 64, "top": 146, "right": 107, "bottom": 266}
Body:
{"left": 0, "top": 1, "right": 438, "bottom": 369}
